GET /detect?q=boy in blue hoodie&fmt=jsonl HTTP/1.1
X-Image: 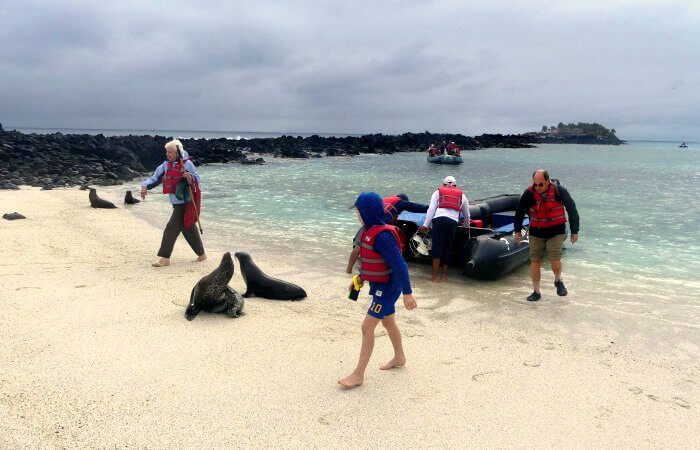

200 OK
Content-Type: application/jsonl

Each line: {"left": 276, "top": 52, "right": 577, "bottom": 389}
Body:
{"left": 339, "top": 192, "right": 417, "bottom": 389}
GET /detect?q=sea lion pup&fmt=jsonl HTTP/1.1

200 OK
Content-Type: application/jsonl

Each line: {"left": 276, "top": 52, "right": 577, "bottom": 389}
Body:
{"left": 234, "top": 252, "right": 307, "bottom": 301}
{"left": 88, "top": 188, "right": 117, "bottom": 209}
{"left": 185, "top": 252, "right": 245, "bottom": 321}
{"left": 124, "top": 190, "right": 140, "bottom": 204}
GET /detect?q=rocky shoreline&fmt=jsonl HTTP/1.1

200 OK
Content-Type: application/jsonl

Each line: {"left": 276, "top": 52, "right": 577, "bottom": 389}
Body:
{"left": 0, "top": 123, "right": 622, "bottom": 190}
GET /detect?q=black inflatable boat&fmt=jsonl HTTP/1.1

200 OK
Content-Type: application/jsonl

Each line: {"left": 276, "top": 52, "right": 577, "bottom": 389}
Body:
{"left": 395, "top": 194, "right": 530, "bottom": 280}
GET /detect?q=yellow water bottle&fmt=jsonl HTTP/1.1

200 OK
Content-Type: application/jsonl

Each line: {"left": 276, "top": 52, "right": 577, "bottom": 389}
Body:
{"left": 348, "top": 275, "right": 364, "bottom": 301}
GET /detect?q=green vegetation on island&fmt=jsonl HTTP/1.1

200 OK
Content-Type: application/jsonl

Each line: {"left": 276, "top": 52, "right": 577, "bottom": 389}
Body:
{"left": 528, "top": 122, "right": 623, "bottom": 144}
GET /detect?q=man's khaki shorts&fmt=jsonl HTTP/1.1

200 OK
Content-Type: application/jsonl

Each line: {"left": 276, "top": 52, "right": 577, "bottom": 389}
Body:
{"left": 528, "top": 234, "right": 566, "bottom": 262}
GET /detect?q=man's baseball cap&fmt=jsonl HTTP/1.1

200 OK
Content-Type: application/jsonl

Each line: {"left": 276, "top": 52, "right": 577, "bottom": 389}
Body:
{"left": 443, "top": 176, "right": 456, "bottom": 186}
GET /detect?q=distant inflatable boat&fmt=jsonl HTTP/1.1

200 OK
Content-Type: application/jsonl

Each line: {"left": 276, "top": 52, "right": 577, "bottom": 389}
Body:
{"left": 679, "top": 142, "right": 688, "bottom": 148}
{"left": 427, "top": 154, "right": 463, "bottom": 165}
{"left": 396, "top": 194, "right": 530, "bottom": 280}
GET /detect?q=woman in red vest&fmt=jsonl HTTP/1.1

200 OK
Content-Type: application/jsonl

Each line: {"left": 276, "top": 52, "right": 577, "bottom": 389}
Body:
{"left": 140, "top": 139, "right": 206, "bottom": 267}
{"left": 419, "top": 176, "right": 471, "bottom": 282}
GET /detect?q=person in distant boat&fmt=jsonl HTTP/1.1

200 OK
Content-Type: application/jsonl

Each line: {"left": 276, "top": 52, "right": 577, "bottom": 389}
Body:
{"left": 439, "top": 141, "right": 447, "bottom": 154}
{"left": 140, "top": 139, "right": 207, "bottom": 267}
{"left": 514, "top": 170, "right": 579, "bottom": 302}
{"left": 446, "top": 141, "right": 461, "bottom": 156}
{"left": 418, "top": 176, "right": 470, "bottom": 282}
{"left": 339, "top": 192, "right": 417, "bottom": 389}
{"left": 346, "top": 194, "right": 429, "bottom": 273}
{"left": 428, "top": 143, "right": 439, "bottom": 157}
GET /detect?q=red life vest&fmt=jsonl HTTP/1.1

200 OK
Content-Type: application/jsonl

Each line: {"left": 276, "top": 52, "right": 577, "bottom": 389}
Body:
{"left": 162, "top": 158, "right": 190, "bottom": 194}
{"left": 528, "top": 183, "right": 566, "bottom": 228}
{"left": 382, "top": 196, "right": 401, "bottom": 224}
{"left": 438, "top": 186, "right": 463, "bottom": 211}
{"left": 360, "top": 225, "right": 404, "bottom": 283}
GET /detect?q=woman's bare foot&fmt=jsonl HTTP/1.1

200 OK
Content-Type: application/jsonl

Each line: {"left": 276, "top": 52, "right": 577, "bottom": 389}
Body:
{"left": 380, "top": 357, "right": 406, "bottom": 370}
{"left": 338, "top": 373, "right": 364, "bottom": 389}
{"left": 430, "top": 277, "right": 441, "bottom": 283}
{"left": 152, "top": 258, "right": 170, "bottom": 267}
{"left": 195, "top": 254, "right": 207, "bottom": 262}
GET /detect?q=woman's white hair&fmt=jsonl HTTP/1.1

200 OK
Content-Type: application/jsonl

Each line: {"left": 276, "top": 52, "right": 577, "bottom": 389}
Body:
{"left": 164, "top": 139, "right": 184, "bottom": 154}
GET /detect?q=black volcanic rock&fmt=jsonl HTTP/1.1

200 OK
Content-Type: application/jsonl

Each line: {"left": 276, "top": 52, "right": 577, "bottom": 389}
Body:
{"left": 0, "top": 125, "right": 621, "bottom": 190}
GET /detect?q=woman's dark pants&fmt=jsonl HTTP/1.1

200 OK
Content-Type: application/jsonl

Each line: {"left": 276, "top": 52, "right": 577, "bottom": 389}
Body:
{"left": 430, "top": 216, "right": 458, "bottom": 265}
{"left": 157, "top": 204, "right": 204, "bottom": 258}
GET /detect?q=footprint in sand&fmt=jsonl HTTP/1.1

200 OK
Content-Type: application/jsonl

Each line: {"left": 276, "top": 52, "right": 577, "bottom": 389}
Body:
{"left": 628, "top": 386, "right": 643, "bottom": 395}
{"left": 672, "top": 397, "right": 690, "bottom": 409}
{"left": 523, "top": 361, "right": 541, "bottom": 368}
{"left": 318, "top": 416, "right": 331, "bottom": 425}
{"left": 471, "top": 370, "right": 502, "bottom": 382}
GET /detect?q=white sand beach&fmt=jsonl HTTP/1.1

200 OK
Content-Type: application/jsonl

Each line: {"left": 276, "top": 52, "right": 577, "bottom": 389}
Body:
{"left": 1, "top": 187, "right": 697, "bottom": 447}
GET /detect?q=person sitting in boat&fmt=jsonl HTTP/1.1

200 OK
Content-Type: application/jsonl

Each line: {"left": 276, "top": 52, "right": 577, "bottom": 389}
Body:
{"left": 439, "top": 141, "right": 447, "bottom": 154}
{"left": 346, "top": 194, "right": 429, "bottom": 273}
{"left": 418, "top": 176, "right": 471, "bottom": 283}
{"left": 428, "top": 143, "right": 439, "bottom": 157}
{"left": 446, "top": 141, "right": 460, "bottom": 156}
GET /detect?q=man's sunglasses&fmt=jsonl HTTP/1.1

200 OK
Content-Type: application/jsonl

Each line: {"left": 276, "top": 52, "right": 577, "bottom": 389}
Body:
{"left": 533, "top": 182, "right": 546, "bottom": 187}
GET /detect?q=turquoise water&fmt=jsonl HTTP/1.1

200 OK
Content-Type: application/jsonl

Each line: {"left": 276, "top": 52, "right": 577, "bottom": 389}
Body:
{"left": 126, "top": 140, "right": 699, "bottom": 331}
{"left": 202, "top": 143, "right": 699, "bottom": 277}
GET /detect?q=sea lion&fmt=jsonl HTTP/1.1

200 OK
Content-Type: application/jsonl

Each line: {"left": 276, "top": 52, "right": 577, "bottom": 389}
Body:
{"left": 234, "top": 252, "right": 307, "bottom": 301}
{"left": 185, "top": 252, "right": 245, "bottom": 321}
{"left": 2, "top": 212, "right": 26, "bottom": 220}
{"left": 124, "top": 190, "right": 140, "bottom": 204}
{"left": 88, "top": 188, "right": 117, "bottom": 209}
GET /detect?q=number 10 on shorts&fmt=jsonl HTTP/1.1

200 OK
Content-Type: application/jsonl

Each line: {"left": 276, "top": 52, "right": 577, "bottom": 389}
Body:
{"left": 369, "top": 302, "right": 382, "bottom": 314}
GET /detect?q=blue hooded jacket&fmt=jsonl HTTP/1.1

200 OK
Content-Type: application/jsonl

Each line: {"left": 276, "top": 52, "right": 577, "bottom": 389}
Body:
{"left": 355, "top": 192, "right": 412, "bottom": 297}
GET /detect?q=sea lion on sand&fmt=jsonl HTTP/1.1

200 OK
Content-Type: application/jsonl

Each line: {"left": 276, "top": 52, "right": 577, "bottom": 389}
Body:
{"left": 3, "top": 212, "right": 26, "bottom": 220}
{"left": 186, "top": 252, "right": 245, "bottom": 321}
{"left": 88, "top": 188, "right": 117, "bottom": 209}
{"left": 234, "top": 252, "right": 307, "bottom": 301}
{"left": 124, "top": 190, "right": 140, "bottom": 204}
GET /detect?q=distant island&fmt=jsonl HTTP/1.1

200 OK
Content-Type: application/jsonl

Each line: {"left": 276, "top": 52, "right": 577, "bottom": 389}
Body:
{"left": 0, "top": 121, "right": 623, "bottom": 190}
{"left": 525, "top": 122, "right": 624, "bottom": 145}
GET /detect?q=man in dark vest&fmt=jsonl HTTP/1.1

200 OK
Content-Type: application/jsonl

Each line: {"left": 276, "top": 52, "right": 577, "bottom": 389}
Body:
{"left": 514, "top": 170, "right": 579, "bottom": 301}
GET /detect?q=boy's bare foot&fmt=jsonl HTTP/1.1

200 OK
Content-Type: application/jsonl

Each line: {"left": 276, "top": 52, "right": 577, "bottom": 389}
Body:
{"left": 338, "top": 373, "right": 363, "bottom": 389}
{"left": 152, "top": 258, "right": 170, "bottom": 267}
{"left": 430, "top": 277, "right": 441, "bottom": 283}
{"left": 380, "top": 357, "right": 406, "bottom": 370}
{"left": 195, "top": 254, "right": 207, "bottom": 262}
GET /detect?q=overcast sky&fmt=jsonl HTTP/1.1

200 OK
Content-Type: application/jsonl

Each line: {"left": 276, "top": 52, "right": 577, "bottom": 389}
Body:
{"left": 1, "top": 0, "right": 698, "bottom": 140}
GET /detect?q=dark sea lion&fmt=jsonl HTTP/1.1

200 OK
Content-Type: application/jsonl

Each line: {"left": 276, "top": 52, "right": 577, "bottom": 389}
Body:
{"left": 88, "top": 188, "right": 117, "bottom": 209}
{"left": 124, "top": 190, "right": 140, "bottom": 204}
{"left": 234, "top": 252, "right": 307, "bottom": 301}
{"left": 186, "top": 252, "right": 245, "bottom": 321}
{"left": 3, "top": 212, "right": 26, "bottom": 220}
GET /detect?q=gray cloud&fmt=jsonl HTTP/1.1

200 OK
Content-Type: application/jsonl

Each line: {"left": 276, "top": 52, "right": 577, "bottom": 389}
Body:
{"left": 1, "top": 0, "right": 699, "bottom": 140}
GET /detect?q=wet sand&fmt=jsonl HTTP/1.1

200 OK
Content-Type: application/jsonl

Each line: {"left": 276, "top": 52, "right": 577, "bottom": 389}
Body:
{"left": 0, "top": 187, "right": 697, "bottom": 447}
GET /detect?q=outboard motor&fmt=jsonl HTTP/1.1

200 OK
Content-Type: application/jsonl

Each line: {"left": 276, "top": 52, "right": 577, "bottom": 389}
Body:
{"left": 409, "top": 230, "right": 432, "bottom": 259}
